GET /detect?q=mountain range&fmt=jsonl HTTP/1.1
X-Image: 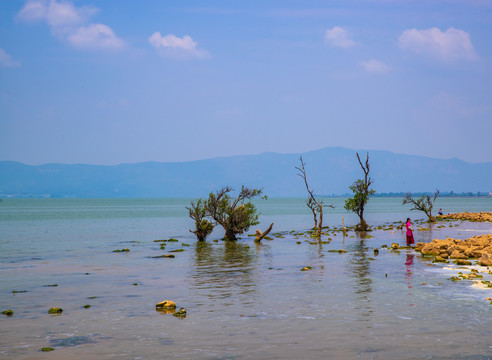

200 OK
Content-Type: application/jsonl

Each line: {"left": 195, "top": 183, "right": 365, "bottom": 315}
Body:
{"left": 1, "top": 147, "right": 491, "bottom": 198}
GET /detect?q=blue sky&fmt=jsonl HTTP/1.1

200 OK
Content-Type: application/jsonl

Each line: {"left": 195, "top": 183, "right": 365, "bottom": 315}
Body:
{"left": 1, "top": 0, "right": 491, "bottom": 165}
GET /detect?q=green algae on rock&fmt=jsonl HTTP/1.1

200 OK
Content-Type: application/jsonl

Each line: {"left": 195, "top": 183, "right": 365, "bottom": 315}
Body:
{"left": 48, "top": 307, "right": 63, "bottom": 314}
{"left": 173, "top": 308, "right": 187, "bottom": 318}
{"left": 2, "top": 310, "right": 13, "bottom": 316}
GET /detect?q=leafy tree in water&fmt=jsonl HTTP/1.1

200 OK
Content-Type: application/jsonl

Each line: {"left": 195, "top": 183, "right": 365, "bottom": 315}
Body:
{"left": 188, "top": 186, "right": 266, "bottom": 241}
{"left": 344, "top": 152, "right": 375, "bottom": 231}
{"left": 186, "top": 199, "right": 214, "bottom": 241}
{"left": 402, "top": 189, "right": 439, "bottom": 222}
{"left": 296, "top": 156, "right": 333, "bottom": 237}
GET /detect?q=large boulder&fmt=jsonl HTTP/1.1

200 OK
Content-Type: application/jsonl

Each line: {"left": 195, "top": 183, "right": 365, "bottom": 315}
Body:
{"left": 479, "top": 253, "right": 492, "bottom": 266}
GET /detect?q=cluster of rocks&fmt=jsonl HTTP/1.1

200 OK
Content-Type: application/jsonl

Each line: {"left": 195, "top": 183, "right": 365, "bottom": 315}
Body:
{"left": 440, "top": 212, "right": 492, "bottom": 222}
{"left": 415, "top": 234, "right": 492, "bottom": 266}
{"left": 155, "top": 300, "right": 186, "bottom": 318}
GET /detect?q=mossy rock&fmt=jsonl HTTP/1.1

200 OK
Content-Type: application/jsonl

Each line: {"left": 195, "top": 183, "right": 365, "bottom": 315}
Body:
{"left": 173, "top": 307, "right": 187, "bottom": 318}
{"left": 167, "top": 238, "right": 179, "bottom": 242}
{"left": 41, "top": 347, "right": 55, "bottom": 352}
{"left": 2, "top": 310, "right": 13, "bottom": 316}
{"left": 150, "top": 254, "right": 175, "bottom": 258}
{"left": 300, "top": 266, "right": 312, "bottom": 271}
{"left": 169, "top": 249, "right": 185, "bottom": 253}
{"left": 455, "top": 259, "right": 472, "bottom": 266}
{"left": 48, "top": 307, "right": 63, "bottom": 314}
{"left": 113, "top": 249, "right": 130, "bottom": 253}
{"left": 83, "top": 304, "right": 91, "bottom": 309}
{"left": 12, "top": 290, "right": 27, "bottom": 293}
{"left": 391, "top": 243, "right": 399, "bottom": 250}
{"left": 433, "top": 256, "right": 449, "bottom": 263}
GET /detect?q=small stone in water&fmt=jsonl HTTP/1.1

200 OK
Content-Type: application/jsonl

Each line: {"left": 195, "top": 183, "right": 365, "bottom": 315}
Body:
{"left": 48, "top": 307, "right": 63, "bottom": 314}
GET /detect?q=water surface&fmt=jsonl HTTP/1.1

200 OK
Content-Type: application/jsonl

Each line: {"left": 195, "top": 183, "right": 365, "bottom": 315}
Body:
{"left": 1, "top": 197, "right": 492, "bottom": 359}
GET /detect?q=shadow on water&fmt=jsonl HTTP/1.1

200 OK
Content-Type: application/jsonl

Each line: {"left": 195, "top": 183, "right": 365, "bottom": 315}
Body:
{"left": 347, "top": 232, "right": 373, "bottom": 319}
{"left": 190, "top": 241, "right": 257, "bottom": 303}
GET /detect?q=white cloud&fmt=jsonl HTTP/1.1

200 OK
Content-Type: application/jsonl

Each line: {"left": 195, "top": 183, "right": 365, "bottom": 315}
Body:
{"left": 149, "top": 32, "right": 209, "bottom": 59}
{"left": 325, "top": 26, "right": 356, "bottom": 48}
{"left": 68, "top": 24, "right": 125, "bottom": 50}
{"left": 17, "top": 0, "right": 124, "bottom": 51}
{"left": 359, "top": 59, "right": 390, "bottom": 74}
{"left": 0, "top": 48, "right": 21, "bottom": 67}
{"left": 17, "top": 0, "right": 96, "bottom": 27}
{"left": 398, "top": 27, "right": 477, "bottom": 61}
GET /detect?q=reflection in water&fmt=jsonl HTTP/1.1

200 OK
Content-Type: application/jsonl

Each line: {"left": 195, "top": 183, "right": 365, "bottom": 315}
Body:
{"left": 190, "top": 241, "right": 256, "bottom": 306}
{"left": 405, "top": 252, "right": 415, "bottom": 306}
{"left": 347, "top": 235, "right": 373, "bottom": 319}
{"left": 412, "top": 221, "right": 437, "bottom": 244}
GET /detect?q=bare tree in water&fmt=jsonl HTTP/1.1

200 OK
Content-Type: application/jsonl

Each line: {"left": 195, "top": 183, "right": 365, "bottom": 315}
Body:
{"left": 403, "top": 189, "right": 439, "bottom": 222}
{"left": 296, "top": 156, "right": 333, "bottom": 237}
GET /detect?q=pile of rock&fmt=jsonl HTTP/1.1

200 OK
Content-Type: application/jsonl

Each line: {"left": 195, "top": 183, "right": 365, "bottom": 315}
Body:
{"left": 415, "top": 234, "right": 492, "bottom": 266}
{"left": 440, "top": 212, "right": 492, "bottom": 222}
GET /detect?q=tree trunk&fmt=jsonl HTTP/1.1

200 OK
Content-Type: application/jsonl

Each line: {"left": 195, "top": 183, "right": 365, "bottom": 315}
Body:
{"left": 224, "top": 228, "right": 237, "bottom": 241}
{"left": 316, "top": 208, "right": 323, "bottom": 237}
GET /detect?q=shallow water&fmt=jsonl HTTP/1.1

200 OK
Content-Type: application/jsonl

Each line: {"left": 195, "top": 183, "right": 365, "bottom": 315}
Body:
{"left": 1, "top": 197, "right": 492, "bottom": 359}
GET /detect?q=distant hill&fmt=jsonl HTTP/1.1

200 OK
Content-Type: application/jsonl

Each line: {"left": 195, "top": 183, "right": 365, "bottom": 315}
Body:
{"left": 1, "top": 147, "right": 491, "bottom": 198}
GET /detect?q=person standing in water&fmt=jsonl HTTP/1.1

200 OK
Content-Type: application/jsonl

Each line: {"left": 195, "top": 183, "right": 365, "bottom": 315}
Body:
{"left": 406, "top": 218, "right": 415, "bottom": 246}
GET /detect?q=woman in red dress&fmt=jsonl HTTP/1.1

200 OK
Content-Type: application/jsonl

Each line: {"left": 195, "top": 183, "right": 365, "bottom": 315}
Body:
{"left": 406, "top": 218, "right": 415, "bottom": 246}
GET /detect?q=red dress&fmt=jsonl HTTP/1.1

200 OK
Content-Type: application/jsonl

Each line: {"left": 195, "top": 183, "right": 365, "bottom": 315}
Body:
{"left": 406, "top": 221, "right": 415, "bottom": 245}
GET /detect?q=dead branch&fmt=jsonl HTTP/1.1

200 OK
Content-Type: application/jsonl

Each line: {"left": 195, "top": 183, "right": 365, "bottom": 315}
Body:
{"left": 255, "top": 223, "right": 274, "bottom": 242}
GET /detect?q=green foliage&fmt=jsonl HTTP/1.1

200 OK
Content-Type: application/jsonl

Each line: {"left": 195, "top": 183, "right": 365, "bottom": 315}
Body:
{"left": 344, "top": 152, "right": 375, "bottom": 231}
{"left": 186, "top": 199, "right": 214, "bottom": 241}
{"left": 188, "top": 186, "right": 266, "bottom": 241}
{"left": 344, "top": 180, "right": 376, "bottom": 217}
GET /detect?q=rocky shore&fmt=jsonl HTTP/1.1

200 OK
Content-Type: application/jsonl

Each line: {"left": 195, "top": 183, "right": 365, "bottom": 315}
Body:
{"left": 416, "top": 234, "right": 492, "bottom": 266}
{"left": 439, "top": 212, "right": 492, "bottom": 222}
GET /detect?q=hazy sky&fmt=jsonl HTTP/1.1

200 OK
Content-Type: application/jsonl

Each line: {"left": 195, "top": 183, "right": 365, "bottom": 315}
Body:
{"left": 1, "top": 0, "right": 491, "bottom": 165}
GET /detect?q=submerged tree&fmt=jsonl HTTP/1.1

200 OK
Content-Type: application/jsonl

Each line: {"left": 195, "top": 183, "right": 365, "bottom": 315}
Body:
{"left": 186, "top": 199, "right": 214, "bottom": 241}
{"left": 205, "top": 186, "right": 267, "bottom": 241}
{"left": 296, "top": 156, "right": 333, "bottom": 237}
{"left": 344, "top": 152, "right": 375, "bottom": 231}
{"left": 402, "top": 189, "right": 439, "bottom": 222}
